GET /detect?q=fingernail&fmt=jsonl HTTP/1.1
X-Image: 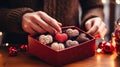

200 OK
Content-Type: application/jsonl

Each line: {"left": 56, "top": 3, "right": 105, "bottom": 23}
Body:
{"left": 58, "top": 22, "right": 62, "bottom": 26}
{"left": 59, "top": 28, "right": 62, "bottom": 33}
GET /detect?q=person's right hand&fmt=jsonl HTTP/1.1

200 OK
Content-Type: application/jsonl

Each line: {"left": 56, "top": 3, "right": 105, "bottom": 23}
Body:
{"left": 22, "top": 11, "right": 62, "bottom": 36}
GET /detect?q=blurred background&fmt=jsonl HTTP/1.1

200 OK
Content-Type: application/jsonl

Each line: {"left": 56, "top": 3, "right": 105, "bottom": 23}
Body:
{"left": 102, "top": 0, "right": 120, "bottom": 40}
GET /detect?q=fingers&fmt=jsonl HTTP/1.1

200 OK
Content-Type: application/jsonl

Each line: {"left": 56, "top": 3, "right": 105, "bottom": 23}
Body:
{"left": 58, "top": 22, "right": 62, "bottom": 27}
{"left": 38, "top": 11, "right": 62, "bottom": 33}
{"left": 22, "top": 11, "right": 62, "bottom": 35}
{"left": 22, "top": 20, "right": 36, "bottom": 35}
{"left": 85, "top": 17, "right": 107, "bottom": 39}
{"left": 86, "top": 18, "right": 101, "bottom": 35}
{"left": 94, "top": 23, "right": 107, "bottom": 38}
{"left": 29, "top": 20, "right": 46, "bottom": 34}
{"left": 30, "top": 14, "right": 56, "bottom": 34}
{"left": 22, "top": 15, "right": 47, "bottom": 35}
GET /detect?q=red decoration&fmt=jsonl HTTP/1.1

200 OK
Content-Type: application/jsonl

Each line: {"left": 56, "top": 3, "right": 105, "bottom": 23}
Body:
{"left": 116, "top": 43, "right": 120, "bottom": 55}
{"left": 8, "top": 46, "right": 18, "bottom": 56}
{"left": 98, "top": 41, "right": 114, "bottom": 53}
{"left": 98, "top": 41, "right": 107, "bottom": 49}
{"left": 20, "top": 44, "right": 28, "bottom": 51}
{"left": 115, "top": 29, "right": 120, "bottom": 39}
{"left": 102, "top": 42, "right": 114, "bottom": 53}
{"left": 114, "top": 18, "right": 120, "bottom": 55}
{"left": 55, "top": 33, "right": 68, "bottom": 42}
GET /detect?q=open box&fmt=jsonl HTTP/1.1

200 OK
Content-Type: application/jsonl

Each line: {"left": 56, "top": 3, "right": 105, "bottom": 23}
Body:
{"left": 28, "top": 26, "right": 96, "bottom": 66}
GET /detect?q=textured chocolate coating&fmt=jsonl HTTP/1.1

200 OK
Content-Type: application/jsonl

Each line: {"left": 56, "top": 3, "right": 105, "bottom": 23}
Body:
{"left": 39, "top": 34, "right": 53, "bottom": 45}
{"left": 76, "top": 33, "right": 90, "bottom": 43}
{"left": 66, "top": 28, "right": 79, "bottom": 37}
{"left": 51, "top": 42, "right": 65, "bottom": 51}
{"left": 66, "top": 40, "right": 79, "bottom": 47}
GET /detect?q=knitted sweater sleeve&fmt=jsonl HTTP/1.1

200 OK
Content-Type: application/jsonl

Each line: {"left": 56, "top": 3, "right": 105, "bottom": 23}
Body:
{"left": 0, "top": 8, "right": 34, "bottom": 44}
{"left": 0, "top": 8, "right": 34, "bottom": 33}
{"left": 79, "top": 0, "right": 104, "bottom": 30}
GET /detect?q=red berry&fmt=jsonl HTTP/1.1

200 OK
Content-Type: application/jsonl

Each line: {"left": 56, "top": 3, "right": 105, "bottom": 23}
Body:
{"left": 102, "top": 42, "right": 114, "bottom": 53}
{"left": 98, "top": 41, "right": 107, "bottom": 49}
{"left": 20, "top": 44, "right": 28, "bottom": 51}
{"left": 115, "top": 29, "right": 120, "bottom": 39}
{"left": 55, "top": 33, "right": 68, "bottom": 42}
{"left": 8, "top": 46, "right": 18, "bottom": 56}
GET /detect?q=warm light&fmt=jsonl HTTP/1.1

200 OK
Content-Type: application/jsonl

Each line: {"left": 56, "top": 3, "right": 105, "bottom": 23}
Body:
{"left": 102, "top": 37, "right": 104, "bottom": 40}
{"left": 0, "top": 54, "right": 2, "bottom": 57}
{"left": 111, "top": 61, "right": 115, "bottom": 67}
{"left": 118, "top": 22, "right": 120, "bottom": 26}
{"left": 96, "top": 54, "right": 101, "bottom": 62}
{"left": 5, "top": 43, "right": 9, "bottom": 46}
{"left": 97, "top": 48, "right": 102, "bottom": 53}
{"left": 116, "top": 0, "right": 120, "bottom": 4}
{"left": 0, "top": 32, "right": 2, "bottom": 36}
{"left": 110, "top": 54, "right": 116, "bottom": 67}
{"left": 102, "top": 0, "right": 107, "bottom": 4}
{"left": 96, "top": 54, "right": 102, "bottom": 67}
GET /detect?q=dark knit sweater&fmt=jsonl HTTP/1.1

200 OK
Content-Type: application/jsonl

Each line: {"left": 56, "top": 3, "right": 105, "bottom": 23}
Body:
{"left": 0, "top": 0, "right": 104, "bottom": 44}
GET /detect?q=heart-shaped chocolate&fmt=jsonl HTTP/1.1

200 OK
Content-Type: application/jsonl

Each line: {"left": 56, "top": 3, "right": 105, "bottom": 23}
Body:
{"left": 66, "top": 40, "right": 79, "bottom": 47}
{"left": 51, "top": 42, "right": 65, "bottom": 51}
{"left": 55, "top": 33, "right": 68, "bottom": 42}
{"left": 66, "top": 28, "right": 79, "bottom": 37}
{"left": 76, "top": 33, "right": 90, "bottom": 43}
{"left": 39, "top": 34, "right": 53, "bottom": 45}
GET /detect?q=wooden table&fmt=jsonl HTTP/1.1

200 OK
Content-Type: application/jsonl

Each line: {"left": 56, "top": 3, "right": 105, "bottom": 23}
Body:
{"left": 0, "top": 46, "right": 120, "bottom": 67}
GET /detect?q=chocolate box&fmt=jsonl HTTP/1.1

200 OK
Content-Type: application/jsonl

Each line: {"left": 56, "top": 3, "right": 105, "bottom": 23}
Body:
{"left": 28, "top": 26, "right": 96, "bottom": 66}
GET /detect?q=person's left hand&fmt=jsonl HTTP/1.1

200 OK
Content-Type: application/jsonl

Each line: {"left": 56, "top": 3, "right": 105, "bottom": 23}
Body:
{"left": 85, "top": 17, "right": 107, "bottom": 39}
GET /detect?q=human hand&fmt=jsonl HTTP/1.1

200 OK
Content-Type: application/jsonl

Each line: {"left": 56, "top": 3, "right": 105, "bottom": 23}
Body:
{"left": 22, "top": 11, "right": 62, "bottom": 36}
{"left": 85, "top": 17, "right": 107, "bottom": 39}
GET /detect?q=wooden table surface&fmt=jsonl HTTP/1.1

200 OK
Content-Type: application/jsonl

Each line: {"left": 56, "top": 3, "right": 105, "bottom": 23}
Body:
{"left": 0, "top": 46, "right": 120, "bottom": 67}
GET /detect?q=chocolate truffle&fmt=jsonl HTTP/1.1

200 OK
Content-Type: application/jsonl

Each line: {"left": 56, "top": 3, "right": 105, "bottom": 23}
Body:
{"left": 51, "top": 42, "right": 65, "bottom": 51}
{"left": 76, "top": 33, "right": 90, "bottom": 43}
{"left": 66, "top": 28, "right": 79, "bottom": 37}
{"left": 39, "top": 34, "right": 53, "bottom": 45}
{"left": 66, "top": 40, "right": 79, "bottom": 47}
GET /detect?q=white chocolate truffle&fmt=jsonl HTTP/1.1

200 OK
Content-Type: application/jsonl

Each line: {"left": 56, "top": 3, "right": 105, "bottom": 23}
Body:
{"left": 51, "top": 42, "right": 65, "bottom": 51}
{"left": 66, "top": 29, "right": 79, "bottom": 37}
{"left": 39, "top": 35, "right": 53, "bottom": 45}
{"left": 66, "top": 40, "right": 79, "bottom": 47}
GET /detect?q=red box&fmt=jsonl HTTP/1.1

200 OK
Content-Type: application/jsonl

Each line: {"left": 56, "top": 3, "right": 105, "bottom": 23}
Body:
{"left": 28, "top": 26, "right": 95, "bottom": 66}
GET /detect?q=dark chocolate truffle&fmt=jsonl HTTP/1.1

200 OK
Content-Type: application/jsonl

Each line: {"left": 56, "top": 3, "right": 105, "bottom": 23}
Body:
{"left": 66, "top": 40, "right": 79, "bottom": 47}
{"left": 66, "top": 29, "right": 79, "bottom": 37}
{"left": 76, "top": 33, "right": 90, "bottom": 43}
